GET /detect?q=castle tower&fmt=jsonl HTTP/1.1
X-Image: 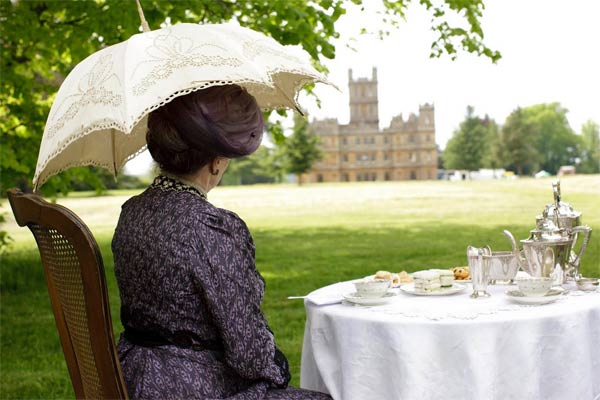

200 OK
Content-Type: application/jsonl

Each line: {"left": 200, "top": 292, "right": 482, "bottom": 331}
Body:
{"left": 348, "top": 67, "right": 379, "bottom": 126}
{"left": 418, "top": 103, "right": 435, "bottom": 130}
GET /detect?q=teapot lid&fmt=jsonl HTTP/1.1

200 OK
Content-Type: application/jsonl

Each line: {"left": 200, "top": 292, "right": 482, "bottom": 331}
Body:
{"left": 527, "top": 218, "right": 569, "bottom": 242}
{"left": 540, "top": 180, "right": 582, "bottom": 220}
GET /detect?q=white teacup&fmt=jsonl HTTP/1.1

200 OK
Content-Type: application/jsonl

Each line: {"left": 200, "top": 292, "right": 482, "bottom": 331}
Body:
{"left": 354, "top": 279, "right": 391, "bottom": 298}
{"left": 515, "top": 277, "right": 553, "bottom": 297}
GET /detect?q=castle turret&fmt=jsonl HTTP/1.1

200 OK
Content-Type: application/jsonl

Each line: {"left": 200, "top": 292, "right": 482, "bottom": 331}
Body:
{"left": 418, "top": 103, "right": 435, "bottom": 130}
{"left": 348, "top": 68, "right": 379, "bottom": 126}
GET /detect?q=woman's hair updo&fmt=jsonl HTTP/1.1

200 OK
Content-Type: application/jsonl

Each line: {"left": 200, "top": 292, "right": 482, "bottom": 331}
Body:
{"left": 146, "top": 84, "right": 264, "bottom": 175}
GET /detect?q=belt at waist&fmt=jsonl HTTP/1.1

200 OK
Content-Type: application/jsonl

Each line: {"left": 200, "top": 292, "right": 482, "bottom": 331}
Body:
{"left": 123, "top": 326, "right": 223, "bottom": 352}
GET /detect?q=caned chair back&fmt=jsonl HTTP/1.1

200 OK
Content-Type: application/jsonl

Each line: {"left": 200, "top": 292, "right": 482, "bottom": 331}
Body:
{"left": 7, "top": 189, "right": 128, "bottom": 399}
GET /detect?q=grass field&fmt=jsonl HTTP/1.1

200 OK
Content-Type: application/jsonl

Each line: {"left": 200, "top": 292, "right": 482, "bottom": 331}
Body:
{"left": 1, "top": 176, "right": 599, "bottom": 398}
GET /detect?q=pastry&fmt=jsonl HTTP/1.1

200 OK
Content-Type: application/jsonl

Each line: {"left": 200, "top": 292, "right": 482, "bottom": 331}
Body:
{"left": 452, "top": 266, "right": 470, "bottom": 280}
{"left": 398, "top": 271, "right": 413, "bottom": 284}
{"left": 374, "top": 270, "right": 392, "bottom": 280}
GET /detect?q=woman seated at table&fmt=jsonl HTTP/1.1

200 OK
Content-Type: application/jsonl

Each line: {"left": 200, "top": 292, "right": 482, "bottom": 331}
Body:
{"left": 112, "top": 85, "right": 331, "bottom": 400}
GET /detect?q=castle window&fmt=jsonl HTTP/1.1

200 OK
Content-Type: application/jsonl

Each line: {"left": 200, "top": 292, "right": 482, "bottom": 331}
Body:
{"left": 409, "top": 134, "right": 415, "bottom": 143}
{"left": 342, "top": 173, "right": 349, "bottom": 182}
{"left": 384, "top": 137, "right": 389, "bottom": 144}
{"left": 342, "top": 154, "right": 348, "bottom": 162}
{"left": 385, "top": 172, "right": 391, "bottom": 181}
{"left": 355, "top": 137, "right": 360, "bottom": 144}
{"left": 317, "top": 174, "right": 323, "bottom": 182}
{"left": 410, "top": 171, "right": 417, "bottom": 180}
{"left": 342, "top": 138, "right": 347, "bottom": 145}
{"left": 360, "top": 104, "right": 367, "bottom": 116}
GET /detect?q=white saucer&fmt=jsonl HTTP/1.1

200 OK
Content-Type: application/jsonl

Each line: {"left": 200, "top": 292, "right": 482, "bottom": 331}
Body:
{"left": 505, "top": 288, "right": 565, "bottom": 305}
{"left": 343, "top": 291, "right": 397, "bottom": 305}
{"left": 453, "top": 279, "right": 471, "bottom": 284}
{"left": 400, "top": 283, "right": 467, "bottom": 296}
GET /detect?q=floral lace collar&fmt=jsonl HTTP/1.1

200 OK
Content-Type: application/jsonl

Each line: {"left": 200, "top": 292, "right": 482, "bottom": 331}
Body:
{"left": 151, "top": 175, "right": 207, "bottom": 200}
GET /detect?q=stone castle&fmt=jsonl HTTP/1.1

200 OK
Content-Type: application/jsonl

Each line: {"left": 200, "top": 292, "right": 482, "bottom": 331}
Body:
{"left": 302, "top": 67, "right": 437, "bottom": 183}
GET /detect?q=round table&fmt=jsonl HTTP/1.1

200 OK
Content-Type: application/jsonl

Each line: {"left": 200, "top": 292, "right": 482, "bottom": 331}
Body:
{"left": 300, "top": 280, "right": 600, "bottom": 400}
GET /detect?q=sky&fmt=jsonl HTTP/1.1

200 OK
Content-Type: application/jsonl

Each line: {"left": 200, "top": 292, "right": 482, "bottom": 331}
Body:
{"left": 125, "top": 0, "right": 600, "bottom": 174}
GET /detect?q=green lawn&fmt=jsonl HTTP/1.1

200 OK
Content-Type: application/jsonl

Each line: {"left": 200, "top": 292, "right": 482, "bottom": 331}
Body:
{"left": 1, "top": 176, "right": 599, "bottom": 398}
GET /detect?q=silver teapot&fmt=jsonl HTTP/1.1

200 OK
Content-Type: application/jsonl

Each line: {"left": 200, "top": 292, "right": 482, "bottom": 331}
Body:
{"left": 503, "top": 180, "right": 592, "bottom": 285}
{"left": 537, "top": 180, "right": 592, "bottom": 276}
{"left": 504, "top": 222, "right": 590, "bottom": 285}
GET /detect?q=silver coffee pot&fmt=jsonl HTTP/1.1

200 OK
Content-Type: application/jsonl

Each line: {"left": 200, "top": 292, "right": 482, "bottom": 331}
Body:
{"left": 538, "top": 180, "right": 592, "bottom": 277}
{"left": 504, "top": 180, "right": 592, "bottom": 285}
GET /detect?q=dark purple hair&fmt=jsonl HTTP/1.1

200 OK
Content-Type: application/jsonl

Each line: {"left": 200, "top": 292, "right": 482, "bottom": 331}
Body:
{"left": 146, "top": 84, "right": 264, "bottom": 175}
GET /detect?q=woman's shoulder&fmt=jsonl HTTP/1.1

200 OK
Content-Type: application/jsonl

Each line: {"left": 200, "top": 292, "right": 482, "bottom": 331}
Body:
{"left": 120, "top": 183, "right": 248, "bottom": 233}
{"left": 197, "top": 205, "right": 248, "bottom": 234}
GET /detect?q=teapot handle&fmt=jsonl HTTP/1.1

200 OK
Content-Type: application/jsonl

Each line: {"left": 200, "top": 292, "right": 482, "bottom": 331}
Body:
{"left": 502, "top": 230, "right": 524, "bottom": 270}
{"left": 569, "top": 225, "right": 592, "bottom": 270}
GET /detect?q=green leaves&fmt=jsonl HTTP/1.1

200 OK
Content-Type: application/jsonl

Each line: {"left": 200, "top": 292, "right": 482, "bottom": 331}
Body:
{"left": 443, "top": 106, "right": 494, "bottom": 171}
{"left": 384, "top": 0, "right": 501, "bottom": 62}
{"left": 579, "top": 120, "right": 600, "bottom": 174}
{"left": 442, "top": 103, "right": 596, "bottom": 177}
{"left": 279, "top": 114, "right": 323, "bottom": 183}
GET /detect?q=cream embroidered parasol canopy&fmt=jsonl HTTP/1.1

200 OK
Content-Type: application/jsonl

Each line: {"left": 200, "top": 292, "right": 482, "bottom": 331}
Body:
{"left": 33, "top": 22, "right": 333, "bottom": 189}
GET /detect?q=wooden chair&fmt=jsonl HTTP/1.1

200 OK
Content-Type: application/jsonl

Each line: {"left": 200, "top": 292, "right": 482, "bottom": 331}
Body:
{"left": 7, "top": 188, "right": 128, "bottom": 399}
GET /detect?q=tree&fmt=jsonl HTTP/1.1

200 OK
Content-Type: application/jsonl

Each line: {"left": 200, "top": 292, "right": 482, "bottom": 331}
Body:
{"left": 221, "top": 146, "right": 284, "bottom": 185}
{"left": 281, "top": 115, "right": 322, "bottom": 184}
{"left": 521, "top": 103, "right": 580, "bottom": 174}
{"left": 481, "top": 118, "right": 501, "bottom": 173}
{"left": 497, "top": 108, "right": 539, "bottom": 176}
{"left": 577, "top": 120, "right": 600, "bottom": 173}
{"left": 442, "top": 106, "right": 494, "bottom": 175}
{"left": 0, "top": 0, "right": 499, "bottom": 196}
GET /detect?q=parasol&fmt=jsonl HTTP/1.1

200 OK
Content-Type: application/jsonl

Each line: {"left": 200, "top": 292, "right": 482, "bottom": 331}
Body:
{"left": 33, "top": 6, "right": 333, "bottom": 189}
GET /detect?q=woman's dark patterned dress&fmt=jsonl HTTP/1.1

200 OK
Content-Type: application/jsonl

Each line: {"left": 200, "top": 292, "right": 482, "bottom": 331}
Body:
{"left": 112, "top": 176, "right": 331, "bottom": 400}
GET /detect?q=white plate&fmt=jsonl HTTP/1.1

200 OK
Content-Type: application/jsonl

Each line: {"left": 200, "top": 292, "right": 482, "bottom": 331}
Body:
{"left": 505, "top": 288, "right": 565, "bottom": 305}
{"left": 343, "top": 291, "right": 397, "bottom": 305}
{"left": 453, "top": 279, "right": 471, "bottom": 283}
{"left": 400, "top": 283, "right": 467, "bottom": 296}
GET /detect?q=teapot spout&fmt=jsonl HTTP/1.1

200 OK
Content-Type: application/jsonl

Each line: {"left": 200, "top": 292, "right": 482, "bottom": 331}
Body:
{"left": 502, "top": 230, "right": 523, "bottom": 269}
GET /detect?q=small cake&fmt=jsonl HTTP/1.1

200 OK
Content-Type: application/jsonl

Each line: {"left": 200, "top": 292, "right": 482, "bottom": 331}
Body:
{"left": 375, "top": 270, "right": 392, "bottom": 280}
{"left": 412, "top": 270, "right": 441, "bottom": 293}
{"left": 391, "top": 273, "right": 401, "bottom": 287}
{"left": 452, "top": 266, "right": 470, "bottom": 280}
{"left": 398, "top": 271, "right": 413, "bottom": 284}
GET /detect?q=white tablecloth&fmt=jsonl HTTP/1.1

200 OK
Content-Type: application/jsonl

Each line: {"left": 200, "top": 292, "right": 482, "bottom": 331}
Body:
{"left": 300, "top": 281, "right": 600, "bottom": 400}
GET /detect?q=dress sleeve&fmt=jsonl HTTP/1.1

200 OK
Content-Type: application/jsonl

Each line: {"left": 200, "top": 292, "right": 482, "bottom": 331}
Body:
{"left": 191, "top": 211, "right": 287, "bottom": 386}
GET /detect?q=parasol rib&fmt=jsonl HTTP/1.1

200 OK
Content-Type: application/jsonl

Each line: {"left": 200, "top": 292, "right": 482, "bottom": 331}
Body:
{"left": 111, "top": 129, "right": 118, "bottom": 178}
{"left": 274, "top": 84, "right": 304, "bottom": 116}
